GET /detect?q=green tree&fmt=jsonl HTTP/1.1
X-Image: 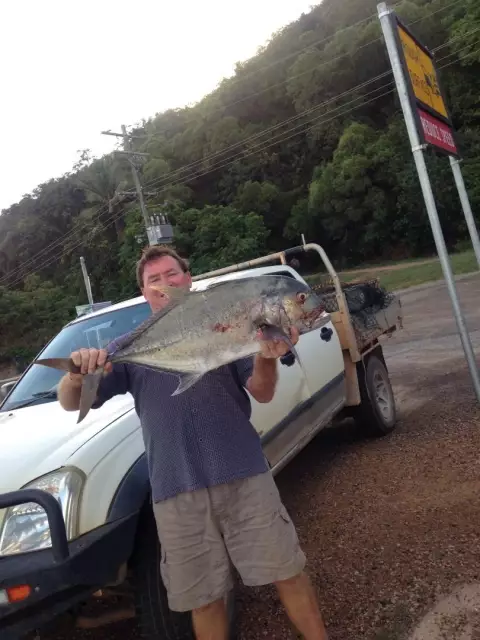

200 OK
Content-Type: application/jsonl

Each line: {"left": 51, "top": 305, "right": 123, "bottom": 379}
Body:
{"left": 174, "top": 205, "right": 270, "bottom": 274}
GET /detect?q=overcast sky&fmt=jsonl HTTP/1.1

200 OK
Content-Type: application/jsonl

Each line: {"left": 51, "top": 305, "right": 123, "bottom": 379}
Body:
{"left": 0, "top": 0, "right": 314, "bottom": 212}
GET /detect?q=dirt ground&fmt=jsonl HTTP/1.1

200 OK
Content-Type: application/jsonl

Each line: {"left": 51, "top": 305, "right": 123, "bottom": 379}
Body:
{"left": 40, "top": 273, "right": 480, "bottom": 640}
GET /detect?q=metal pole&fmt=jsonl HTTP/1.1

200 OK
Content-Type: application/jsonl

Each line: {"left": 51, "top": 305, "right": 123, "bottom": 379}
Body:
{"left": 378, "top": 2, "right": 480, "bottom": 402}
{"left": 449, "top": 156, "right": 480, "bottom": 269}
{"left": 301, "top": 234, "right": 306, "bottom": 246}
{"left": 80, "top": 256, "right": 94, "bottom": 305}
{"left": 121, "top": 125, "right": 154, "bottom": 246}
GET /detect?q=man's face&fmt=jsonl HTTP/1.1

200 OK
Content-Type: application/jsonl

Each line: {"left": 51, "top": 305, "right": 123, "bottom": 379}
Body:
{"left": 141, "top": 256, "right": 192, "bottom": 312}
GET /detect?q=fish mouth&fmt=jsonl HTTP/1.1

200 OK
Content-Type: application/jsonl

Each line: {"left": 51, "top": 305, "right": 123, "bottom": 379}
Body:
{"left": 302, "top": 305, "right": 327, "bottom": 328}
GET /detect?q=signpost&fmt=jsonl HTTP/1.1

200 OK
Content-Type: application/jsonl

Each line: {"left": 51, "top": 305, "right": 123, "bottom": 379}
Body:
{"left": 416, "top": 108, "right": 458, "bottom": 156}
{"left": 388, "top": 7, "right": 480, "bottom": 268}
{"left": 394, "top": 15, "right": 459, "bottom": 157}
{"left": 397, "top": 23, "right": 449, "bottom": 118}
{"left": 377, "top": 3, "right": 480, "bottom": 402}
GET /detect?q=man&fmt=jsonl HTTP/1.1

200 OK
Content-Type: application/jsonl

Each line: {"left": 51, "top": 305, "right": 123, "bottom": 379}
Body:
{"left": 58, "top": 246, "right": 328, "bottom": 640}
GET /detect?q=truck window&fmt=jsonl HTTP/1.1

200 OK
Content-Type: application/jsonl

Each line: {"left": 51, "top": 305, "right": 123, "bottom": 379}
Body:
{"left": 1, "top": 302, "right": 151, "bottom": 412}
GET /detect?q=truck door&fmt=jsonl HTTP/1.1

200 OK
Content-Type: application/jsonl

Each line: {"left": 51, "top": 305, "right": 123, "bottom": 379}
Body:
{"left": 248, "top": 272, "right": 346, "bottom": 472}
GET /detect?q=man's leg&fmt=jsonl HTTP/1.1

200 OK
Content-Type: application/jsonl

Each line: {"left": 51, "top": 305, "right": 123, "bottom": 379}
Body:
{"left": 275, "top": 571, "right": 328, "bottom": 640}
{"left": 220, "top": 471, "right": 329, "bottom": 639}
{"left": 192, "top": 599, "right": 228, "bottom": 640}
{"left": 152, "top": 492, "right": 233, "bottom": 640}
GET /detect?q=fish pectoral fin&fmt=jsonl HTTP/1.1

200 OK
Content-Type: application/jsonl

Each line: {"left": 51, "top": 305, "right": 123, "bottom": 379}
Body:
{"left": 171, "top": 372, "right": 204, "bottom": 396}
{"left": 258, "top": 325, "right": 297, "bottom": 354}
{"left": 259, "top": 325, "right": 313, "bottom": 396}
{"left": 77, "top": 369, "right": 104, "bottom": 423}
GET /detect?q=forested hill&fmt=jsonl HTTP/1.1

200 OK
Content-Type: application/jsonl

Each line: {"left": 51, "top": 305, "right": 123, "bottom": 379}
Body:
{"left": 0, "top": 0, "right": 479, "bottom": 366}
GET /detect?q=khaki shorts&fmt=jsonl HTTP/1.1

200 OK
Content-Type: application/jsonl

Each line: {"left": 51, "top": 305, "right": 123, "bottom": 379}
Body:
{"left": 152, "top": 470, "right": 306, "bottom": 612}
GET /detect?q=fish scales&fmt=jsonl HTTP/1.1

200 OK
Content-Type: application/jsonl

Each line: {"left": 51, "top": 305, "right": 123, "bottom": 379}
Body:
{"left": 33, "top": 274, "right": 327, "bottom": 422}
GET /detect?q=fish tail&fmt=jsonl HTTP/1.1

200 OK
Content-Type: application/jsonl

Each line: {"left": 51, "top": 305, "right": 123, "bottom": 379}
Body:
{"left": 77, "top": 369, "right": 104, "bottom": 423}
{"left": 35, "top": 357, "right": 102, "bottom": 423}
{"left": 35, "top": 357, "right": 81, "bottom": 374}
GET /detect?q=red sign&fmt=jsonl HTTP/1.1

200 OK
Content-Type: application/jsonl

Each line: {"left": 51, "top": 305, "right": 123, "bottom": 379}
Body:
{"left": 417, "top": 107, "right": 458, "bottom": 155}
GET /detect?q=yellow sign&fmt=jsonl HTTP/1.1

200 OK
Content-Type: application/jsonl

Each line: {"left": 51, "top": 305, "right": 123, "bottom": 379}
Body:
{"left": 397, "top": 23, "right": 449, "bottom": 120}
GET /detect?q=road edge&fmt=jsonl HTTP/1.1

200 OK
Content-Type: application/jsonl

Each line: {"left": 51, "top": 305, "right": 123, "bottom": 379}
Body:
{"left": 393, "top": 271, "right": 479, "bottom": 296}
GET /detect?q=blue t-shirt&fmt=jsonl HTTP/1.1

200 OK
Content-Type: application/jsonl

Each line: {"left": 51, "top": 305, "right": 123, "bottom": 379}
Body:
{"left": 92, "top": 338, "right": 268, "bottom": 503}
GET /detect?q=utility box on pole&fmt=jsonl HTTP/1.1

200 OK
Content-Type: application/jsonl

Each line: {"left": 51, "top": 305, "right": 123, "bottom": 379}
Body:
{"left": 147, "top": 214, "right": 174, "bottom": 245}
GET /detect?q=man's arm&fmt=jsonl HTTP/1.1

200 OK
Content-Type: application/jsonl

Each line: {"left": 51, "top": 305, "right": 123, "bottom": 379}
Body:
{"left": 246, "top": 355, "right": 278, "bottom": 403}
{"left": 58, "top": 372, "right": 84, "bottom": 411}
{"left": 246, "top": 327, "right": 300, "bottom": 404}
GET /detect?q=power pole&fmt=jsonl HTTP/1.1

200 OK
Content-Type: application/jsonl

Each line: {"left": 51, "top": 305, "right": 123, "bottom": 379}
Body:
{"left": 80, "top": 256, "right": 94, "bottom": 305}
{"left": 101, "top": 126, "right": 157, "bottom": 246}
{"left": 120, "top": 124, "right": 152, "bottom": 243}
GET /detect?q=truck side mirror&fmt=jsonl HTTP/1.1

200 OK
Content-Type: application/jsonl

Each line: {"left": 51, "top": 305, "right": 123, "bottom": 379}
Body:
{"left": 0, "top": 380, "right": 17, "bottom": 401}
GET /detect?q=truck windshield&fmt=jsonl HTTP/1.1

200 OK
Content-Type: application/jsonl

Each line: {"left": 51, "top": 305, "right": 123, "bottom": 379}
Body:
{"left": 1, "top": 301, "right": 151, "bottom": 412}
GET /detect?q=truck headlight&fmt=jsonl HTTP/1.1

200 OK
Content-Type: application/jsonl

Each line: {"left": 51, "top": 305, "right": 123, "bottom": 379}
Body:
{"left": 0, "top": 468, "right": 84, "bottom": 556}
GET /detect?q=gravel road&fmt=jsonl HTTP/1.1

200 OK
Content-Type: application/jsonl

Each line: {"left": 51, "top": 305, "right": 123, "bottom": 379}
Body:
{"left": 39, "top": 274, "right": 480, "bottom": 640}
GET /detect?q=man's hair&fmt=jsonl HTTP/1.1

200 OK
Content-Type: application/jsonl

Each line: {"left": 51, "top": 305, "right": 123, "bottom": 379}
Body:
{"left": 136, "top": 245, "right": 189, "bottom": 289}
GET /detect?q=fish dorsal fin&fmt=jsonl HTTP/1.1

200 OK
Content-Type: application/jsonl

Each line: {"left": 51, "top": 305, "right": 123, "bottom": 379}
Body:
{"left": 114, "top": 295, "right": 186, "bottom": 352}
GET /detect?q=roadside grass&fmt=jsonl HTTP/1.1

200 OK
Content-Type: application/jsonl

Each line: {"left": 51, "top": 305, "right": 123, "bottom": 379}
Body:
{"left": 342, "top": 254, "right": 437, "bottom": 273}
{"left": 306, "top": 250, "right": 478, "bottom": 291}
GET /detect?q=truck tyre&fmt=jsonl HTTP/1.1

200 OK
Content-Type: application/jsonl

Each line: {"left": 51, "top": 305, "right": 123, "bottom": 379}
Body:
{"left": 352, "top": 351, "right": 396, "bottom": 437}
{"left": 130, "top": 504, "right": 237, "bottom": 639}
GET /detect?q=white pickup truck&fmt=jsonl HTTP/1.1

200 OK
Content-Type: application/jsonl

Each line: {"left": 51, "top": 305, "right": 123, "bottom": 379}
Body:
{"left": 0, "top": 243, "right": 403, "bottom": 639}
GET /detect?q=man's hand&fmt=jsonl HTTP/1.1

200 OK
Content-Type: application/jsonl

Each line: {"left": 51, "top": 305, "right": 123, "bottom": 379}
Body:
{"left": 257, "top": 326, "right": 300, "bottom": 360}
{"left": 67, "top": 348, "right": 112, "bottom": 387}
{"left": 71, "top": 348, "right": 112, "bottom": 374}
{"left": 58, "top": 348, "right": 111, "bottom": 411}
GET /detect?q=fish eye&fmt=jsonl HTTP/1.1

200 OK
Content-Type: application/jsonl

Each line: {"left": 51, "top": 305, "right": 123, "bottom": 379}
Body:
{"left": 297, "top": 292, "right": 307, "bottom": 303}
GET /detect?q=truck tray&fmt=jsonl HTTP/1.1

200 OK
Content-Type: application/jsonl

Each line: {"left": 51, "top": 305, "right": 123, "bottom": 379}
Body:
{"left": 312, "top": 279, "right": 403, "bottom": 352}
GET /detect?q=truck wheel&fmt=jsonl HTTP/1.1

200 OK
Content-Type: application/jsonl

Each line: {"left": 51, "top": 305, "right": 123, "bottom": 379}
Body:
{"left": 352, "top": 351, "right": 396, "bottom": 437}
{"left": 130, "top": 504, "right": 237, "bottom": 639}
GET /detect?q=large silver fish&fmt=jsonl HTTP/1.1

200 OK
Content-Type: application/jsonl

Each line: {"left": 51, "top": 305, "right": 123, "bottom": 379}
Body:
{"left": 35, "top": 274, "right": 327, "bottom": 423}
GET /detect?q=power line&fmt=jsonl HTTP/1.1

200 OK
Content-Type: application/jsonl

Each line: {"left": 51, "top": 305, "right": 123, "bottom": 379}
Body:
{"left": 4, "top": 83, "right": 385, "bottom": 287}
{"left": 1, "top": 75, "right": 397, "bottom": 286}
{"left": 5, "top": 88, "right": 396, "bottom": 291}
{"left": 0, "top": 202, "right": 112, "bottom": 286}
{"left": 206, "top": 8, "right": 396, "bottom": 92}
{"left": 434, "top": 25, "right": 480, "bottom": 52}
{"left": 138, "top": 0, "right": 465, "bottom": 134}
{"left": 4, "top": 1, "right": 470, "bottom": 287}
{"left": 6, "top": 24, "right": 475, "bottom": 289}
{"left": 138, "top": 71, "right": 394, "bottom": 190}
{"left": 4, "top": 208, "right": 128, "bottom": 291}
{"left": 136, "top": 82, "right": 397, "bottom": 198}
{"left": 5, "top": 39, "right": 478, "bottom": 293}
{"left": 2, "top": 33, "right": 477, "bottom": 289}
{"left": 136, "top": 13, "right": 476, "bottom": 194}
{"left": 130, "top": 38, "right": 475, "bottom": 198}
{"left": 3, "top": 40, "right": 477, "bottom": 290}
